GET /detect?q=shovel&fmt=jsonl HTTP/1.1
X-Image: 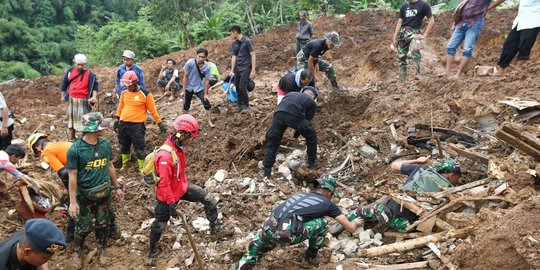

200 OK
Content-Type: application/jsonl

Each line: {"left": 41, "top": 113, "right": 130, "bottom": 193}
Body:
{"left": 177, "top": 210, "right": 205, "bottom": 270}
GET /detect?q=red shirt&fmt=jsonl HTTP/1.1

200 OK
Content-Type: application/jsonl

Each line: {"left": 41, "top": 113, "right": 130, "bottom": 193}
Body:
{"left": 68, "top": 69, "right": 90, "bottom": 98}
{"left": 155, "top": 138, "right": 187, "bottom": 204}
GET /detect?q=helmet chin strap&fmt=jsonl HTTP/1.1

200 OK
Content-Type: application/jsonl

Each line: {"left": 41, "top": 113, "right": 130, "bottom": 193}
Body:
{"left": 172, "top": 132, "right": 190, "bottom": 149}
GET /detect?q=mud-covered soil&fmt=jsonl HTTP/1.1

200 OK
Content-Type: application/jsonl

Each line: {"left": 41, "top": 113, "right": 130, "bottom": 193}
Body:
{"left": 1, "top": 7, "right": 539, "bottom": 270}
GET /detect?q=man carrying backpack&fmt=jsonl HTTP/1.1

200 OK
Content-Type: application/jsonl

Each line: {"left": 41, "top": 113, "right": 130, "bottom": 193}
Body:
{"left": 60, "top": 54, "right": 98, "bottom": 140}
{"left": 147, "top": 114, "right": 226, "bottom": 259}
{"left": 156, "top": 59, "right": 182, "bottom": 101}
{"left": 182, "top": 48, "right": 214, "bottom": 128}
{"left": 114, "top": 71, "right": 167, "bottom": 172}
{"left": 332, "top": 157, "right": 466, "bottom": 233}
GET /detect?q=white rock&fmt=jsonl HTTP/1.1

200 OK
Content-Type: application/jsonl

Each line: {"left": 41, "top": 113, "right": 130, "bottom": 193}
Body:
{"left": 141, "top": 218, "right": 155, "bottom": 230}
{"left": 336, "top": 265, "right": 343, "bottom": 270}
{"left": 258, "top": 161, "right": 264, "bottom": 169}
{"left": 360, "top": 144, "right": 378, "bottom": 159}
{"left": 172, "top": 241, "right": 181, "bottom": 250}
{"left": 214, "top": 169, "right": 228, "bottom": 182}
{"left": 121, "top": 231, "right": 131, "bottom": 238}
{"left": 373, "top": 238, "right": 383, "bottom": 246}
{"left": 365, "top": 229, "right": 375, "bottom": 238}
{"left": 328, "top": 239, "right": 342, "bottom": 250}
{"left": 336, "top": 253, "right": 345, "bottom": 261}
{"left": 288, "top": 160, "right": 302, "bottom": 170}
{"left": 192, "top": 217, "right": 210, "bottom": 232}
{"left": 205, "top": 178, "right": 217, "bottom": 188}
{"left": 342, "top": 240, "right": 358, "bottom": 256}
{"left": 8, "top": 209, "right": 15, "bottom": 216}
{"left": 359, "top": 231, "right": 372, "bottom": 243}
{"left": 276, "top": 153, "right": 286, "bottom": 162}
{"left": 338, "top": 198, "right": 355, "bottom": 209}
{"left": 291, "top": 149, "right": 304, "bottom": 158}
{"left": 353, "top": 226, "right": 364, "bottom": 237}
{"left": 374, "top": 233, "right": 383, "bottom": 241}
{"left": 242, "top": 177, "right": 253, "bottom": 187}
{"left": 278, "top": 164, "right": 291, "bottom": 177}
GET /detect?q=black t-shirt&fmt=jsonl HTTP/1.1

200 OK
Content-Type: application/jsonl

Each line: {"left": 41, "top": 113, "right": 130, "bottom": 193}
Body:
{"left": 273, "top": 192, "right": 342, "bottom": 222}
{"left": 231, "top": 36, "right": 255, "bottom": 71}
{"left": 399, "top": 0, "right": 432, "bottom": 29}
{"left": 0, "top": 232, "right": 37, "bottom": 270}
{"left": 384, "top": 163, "right": 427, "bottom": 223}
{"left": 278, "top": 72, "right": 315, "bottom": 93}
{"left": 276, "top": 92, "right": 317, "bottom": 121}
{"left": 302, "top": 39, "right": 329, "bottom": 59}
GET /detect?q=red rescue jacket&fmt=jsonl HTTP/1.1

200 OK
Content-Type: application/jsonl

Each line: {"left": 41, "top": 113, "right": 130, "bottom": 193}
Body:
{"left": 155, "top": 138, "right": 188, "bottom": 204}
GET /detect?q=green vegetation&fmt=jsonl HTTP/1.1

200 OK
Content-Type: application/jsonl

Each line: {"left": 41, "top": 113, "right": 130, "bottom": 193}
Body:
{"left": 0, "top": 0, "right": 465, "bottom": 81}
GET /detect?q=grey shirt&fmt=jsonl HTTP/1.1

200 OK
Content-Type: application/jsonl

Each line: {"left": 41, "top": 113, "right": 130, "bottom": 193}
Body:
{"left": 231, "top": 36, "right": 255, "bottom": 71}
{"left": 183, "top": 58, "right": 210, "bottom": 93}
{"left": 296, "top": 19, "right": 314, "bottom": 40}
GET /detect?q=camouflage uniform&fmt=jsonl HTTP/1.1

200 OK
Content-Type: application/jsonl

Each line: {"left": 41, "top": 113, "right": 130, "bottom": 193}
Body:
{"left": 236, "top": 215, "right": 327, "bottom": 270}
{"left": 347, "top": 201, "right": 411, "bottom": 232}
{"left": 296, "top": 51, "right": 337, "bottom": 82}
{"left": 397, "top": 27, "right": 422, "bottom": 73}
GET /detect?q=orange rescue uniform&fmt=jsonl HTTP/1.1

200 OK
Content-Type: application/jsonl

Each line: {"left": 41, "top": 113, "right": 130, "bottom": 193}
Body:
{"left": 116, "top": 90, "right": 161, "bottom": 123}
{"left": 41, "top": 142, "right": 72, "bottom": 172}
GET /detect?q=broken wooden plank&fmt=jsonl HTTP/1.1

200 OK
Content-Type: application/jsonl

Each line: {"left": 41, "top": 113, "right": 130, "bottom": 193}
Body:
{"left": 390, "top": 195, "right": 454, "bottom": 231}
{"left": 405, "top": 201, "right": 462, "bottom": 232}
{"left": 427, "top": 242, "right": 457, "bottom": 270}
{"left": 366, "top": 261, "right": 429, "bottom": 270}
{"left": 383, "top": 232, "right": 429, "bottom": 239}
{"left": 431, "top": 178, "right": 491, "bottom": 200}
{"left": 501, "top": 125, "right": 540, "bottom": 151}
{"left": 446, "top": 144, "right": 489, "bottom": 165}
{"left": 358, "top": 228, "right": 471, "bottom": 258}
{"left": 495, "top": 129, "right": 540, "bottom": 161}
{"left": 416, "top": 216, "right": 437, "bottom": 233}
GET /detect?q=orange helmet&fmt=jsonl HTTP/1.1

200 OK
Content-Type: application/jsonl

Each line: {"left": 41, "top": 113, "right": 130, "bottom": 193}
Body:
{"left": 121, "top": 70, "right": 139, "bottom": 86}
{"left": 172, "top": 114, "right": 199, "bottom": 138}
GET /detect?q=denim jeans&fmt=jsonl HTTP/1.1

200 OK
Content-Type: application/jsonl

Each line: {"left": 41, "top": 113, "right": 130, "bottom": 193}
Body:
{"left": 446, "top": 18, "right": 485, "bottom": 58}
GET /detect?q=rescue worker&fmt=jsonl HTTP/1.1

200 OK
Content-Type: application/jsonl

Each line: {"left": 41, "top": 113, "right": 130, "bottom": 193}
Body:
{"left": 235, "top": 176, "right": 363, "bottom": 269}
{"left": 60, "top": 54, "right": 98, "bottom": 140}
{"left": 263, "top": 87, "right": 319, "bottom": 179}
{"left": 67, "top": 112, "right": 124, "bottom": 261}
{"left": 27, "top": 133, "right": 120, "bottom": 243}
{"left": 114, "top": 71, "right": 167, "bottom": 172}
{"left": 229, "top": 25, "right": 257, "bottom": 112}
{"left": 0, "top": 144, "right": 26, "bottom": 193}
{"left": 182, "top": 48, "right": 215, "bottom": 128}
{"left": 332, "top": 157, "right": 465, "bottom": 233}
{"left": 0, "top": 219, "right": 66, "bottom": 270}
{"left": 114, "top": 50, "right": 146, "bottom": 101}
{"left": 296, "top": 32, "right": 341, "bottom": 91}
{"left": 148, "top": 114, "right": 226, "bottom": 259}
{"left": 276, "top": 69, "right": 315, "bottom": 104}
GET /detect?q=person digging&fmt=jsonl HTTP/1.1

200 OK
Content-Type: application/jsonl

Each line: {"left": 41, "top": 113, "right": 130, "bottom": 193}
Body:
{"left": 27, "top": 133, "right": 121, "bottom": 243}
{"left": 296, "top": 32, "right": 342, "bottom": 91}
{"left": 331, "top": 157, "right": 466, "bottom": 234}
{"left": 114, "top": 70, "right": 167, "bottom": 172}
{"left": 262, "top": 87, "right": 319, "bottom": 179}
{"left": 147, "top": 114, "right": 226, "bottom": 259}
{"left": 235, "top": 175, "right": 363, "bottom": 270}
{"left": 67, "top": 112, "right": 124, "bottom": 264}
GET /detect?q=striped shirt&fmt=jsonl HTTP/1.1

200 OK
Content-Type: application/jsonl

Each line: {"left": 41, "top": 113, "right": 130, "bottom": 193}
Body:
{"left": 461, "top": 0, "right": 491, "bottom": 27}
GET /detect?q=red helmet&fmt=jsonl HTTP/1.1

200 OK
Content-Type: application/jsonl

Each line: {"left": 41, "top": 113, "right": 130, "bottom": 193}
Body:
{"left": 121, "top": 70, "right": 139, "bottom": 86}
{"left": 172, "top": 114, "right": 199, "bottom": 138}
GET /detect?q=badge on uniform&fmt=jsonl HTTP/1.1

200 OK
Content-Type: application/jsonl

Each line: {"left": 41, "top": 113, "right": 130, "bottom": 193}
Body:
{"left": 94, "top": 151, "right": 99, "bottom": 157}
{"left": 47, "top": 243, "right": 65, "bottom": 253}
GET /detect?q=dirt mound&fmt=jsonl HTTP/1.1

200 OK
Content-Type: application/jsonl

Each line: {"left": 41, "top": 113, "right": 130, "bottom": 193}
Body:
{"left": 1, "top": 7, "right": 540, "bottom": 270}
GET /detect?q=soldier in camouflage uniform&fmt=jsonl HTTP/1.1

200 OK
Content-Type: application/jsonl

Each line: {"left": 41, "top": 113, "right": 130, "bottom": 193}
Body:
{"left": 392, "top": 0, "right": 435, "bottom": 82}
{"left": 236, "top": 176, "right": 363, "bottom": 270}
{"left": 332, "top": 157, "right": 466, "bottom": 233}
{"left": 67, "top": 112, "right": 124, "bottom": 262}
{"left": 296, "top": 32, "right": 342, "bottom": 91}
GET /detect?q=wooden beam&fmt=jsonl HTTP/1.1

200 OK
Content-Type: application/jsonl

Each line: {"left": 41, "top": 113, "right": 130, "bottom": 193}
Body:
{"left": 432, "top": 178, "right": 491, "bottom": 199}
{"left": 405, "top": 201, "right": 461, "bottom": 232}
{"left": 446, "top": 144, "right": 489, "bottom": 165}
{"left": 501, "top": 125, "right": 540, "bottom": 151}
{"left": 390, "top": 195, "right": 454, "bottom": 231}
{"left": 495, "top": 129, "right": 540, "bottom": 161}
{"left": 383, "top": 232, "right": 429, "bottom": 239}
{"left": 366, "top": 261, "right": 429, "bottom": 270}
{"left": 358, "top": 228, "right": 471, "bottom": 258}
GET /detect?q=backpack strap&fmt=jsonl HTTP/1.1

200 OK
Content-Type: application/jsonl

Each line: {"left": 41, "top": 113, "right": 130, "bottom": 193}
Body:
{"left": 159, "top": 145, "right": 178, "bottom": 165}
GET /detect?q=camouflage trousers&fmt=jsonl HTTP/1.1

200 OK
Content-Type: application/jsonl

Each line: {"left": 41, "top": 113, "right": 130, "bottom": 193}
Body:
{"left": 348, "top": 201, "right": 411, "bottom": 232}
{"left": 74, "top": 190, "right": 113, "bottom": 245}
{"left": 236, "top": 216, "right": 327, "bottom": 270}
{"left": 296, "top": 51, "right": 336, "bottom": 80}
{"left": 397, "top": 27, "right": 422, "bottom": 67}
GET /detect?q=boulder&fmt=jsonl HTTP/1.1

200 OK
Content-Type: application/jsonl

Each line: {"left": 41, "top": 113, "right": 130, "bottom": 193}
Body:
{"left": 214, "top": 169, "right": 228, "bottom": 182}
{"left": 278, "top": 164, "right": 291, "bottom": 177}
{"left": 360, "top": 144, "right": 378, "bottom": 159}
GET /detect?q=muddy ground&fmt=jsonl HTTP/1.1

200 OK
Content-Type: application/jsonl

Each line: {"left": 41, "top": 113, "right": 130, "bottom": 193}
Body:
{"left": 1, "top": 7, "right": 539, "bottom": 270}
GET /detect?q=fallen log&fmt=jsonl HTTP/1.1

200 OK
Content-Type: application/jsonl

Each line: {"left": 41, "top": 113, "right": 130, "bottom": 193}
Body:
{"left": 358, "top": 228, "right": 471, "bottom": 257}
{"left": 366, "top": 261, "right": 429, "bottom": 270}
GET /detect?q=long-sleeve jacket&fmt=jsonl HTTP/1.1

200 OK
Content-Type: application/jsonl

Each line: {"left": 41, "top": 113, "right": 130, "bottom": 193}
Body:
{"left": 155, "top": 138, "right": 187, "bottom": 204}
{"left": 115, "top": 89, "right": 161, "bottom": 124}
{"left": 115, "top": 64, "right": 146, "bottom": 98}
{"left": 296, "top": 20, "right": 314, "bottom": 40}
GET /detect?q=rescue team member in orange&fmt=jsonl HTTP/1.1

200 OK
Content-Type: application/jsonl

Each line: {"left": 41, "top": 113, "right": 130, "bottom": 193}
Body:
{"left": 114, "top": 70, "right": 167, "bottom": 171}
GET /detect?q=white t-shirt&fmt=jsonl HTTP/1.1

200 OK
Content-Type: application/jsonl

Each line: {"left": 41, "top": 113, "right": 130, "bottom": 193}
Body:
{"left": 513, "top": 0, "right": 540, "bottom": 31}
{"left": 0, "top": 91, "right": 14, "bottom": 127}
{"left": 162, "top": 69, "right": 179, "bottom": 79}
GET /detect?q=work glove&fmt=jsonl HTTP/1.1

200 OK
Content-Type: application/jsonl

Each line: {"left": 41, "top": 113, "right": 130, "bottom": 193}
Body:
{"left": 169, "top": 203, "right": 178, "bottom": 219}
{"left": 158, "top": 122, "right": 167, "bottom": 134}
{"left": 113, "top": 120, "right": 119, "bottom": 133}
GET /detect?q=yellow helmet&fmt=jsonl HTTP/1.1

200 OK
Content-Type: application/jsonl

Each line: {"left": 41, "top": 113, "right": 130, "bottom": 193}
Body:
{"left": 27, "top": 133, "right": 49, "bottom": 155}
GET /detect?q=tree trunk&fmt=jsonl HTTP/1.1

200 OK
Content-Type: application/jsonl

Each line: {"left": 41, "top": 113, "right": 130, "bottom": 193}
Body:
{"left": 173, "top": 0, "right": 195, "bottom": 47}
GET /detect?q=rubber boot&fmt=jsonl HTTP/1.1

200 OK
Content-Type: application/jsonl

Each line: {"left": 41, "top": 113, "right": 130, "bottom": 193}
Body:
{"left": 329, "top": 77, "right": 342, "bottom": 91}
{"left": 137, "top": 159, "right": 145, "bottom": 174}
{"left": 148, "top": 226, "right": 162, "bottom": 258}
{"left": 109, "top": 213, "right": 121, "bottom": 240}
{"left": 304, "top": 247, "right": 320, "bottom": 264}
{"left": 413, "top": 59, "right": 421, "bottom": 76}
{"left": 65, "top": 217, "right": 75, "bottom": 243}
{"left": 398, "top": 67, "right": 407, "bottom": 83}
{"left": 120, "top": 154, "right": 130, "bottom": 170}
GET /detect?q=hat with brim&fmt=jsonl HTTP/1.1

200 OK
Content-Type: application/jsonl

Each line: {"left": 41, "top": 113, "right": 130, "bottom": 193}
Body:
{"left": 122, "top": 50, "right": 135, "bottom": 59}
{"left": 434, "top": 160, "right": 467, "bottom": 174}
{"left": 314, "top": 175, "right": 340, "bottom": 197}
{"left": 76, "top": 112, "right": 112, "bottom": 133}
